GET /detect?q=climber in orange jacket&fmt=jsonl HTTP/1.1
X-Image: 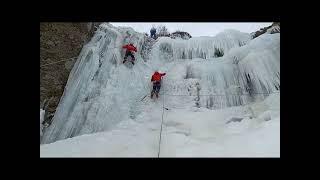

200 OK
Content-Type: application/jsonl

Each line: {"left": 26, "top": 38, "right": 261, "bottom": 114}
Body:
{"left": 122, "top": 43, "right": 137, "bottom": 65}
{"left": 151, "top": 71, "right": 166, "bottom": 98}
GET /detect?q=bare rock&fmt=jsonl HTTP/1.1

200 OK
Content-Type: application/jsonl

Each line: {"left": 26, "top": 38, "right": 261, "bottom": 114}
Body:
{"left": 40, "top": 22, "right": 100, "bottom": 115}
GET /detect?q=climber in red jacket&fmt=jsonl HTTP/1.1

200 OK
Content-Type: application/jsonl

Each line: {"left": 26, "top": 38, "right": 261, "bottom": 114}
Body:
{"left": 122, "top": 43, "right": 137, "bottom": 65}
{"left": 151, "top": 71, "right": 166, "bottom": 98}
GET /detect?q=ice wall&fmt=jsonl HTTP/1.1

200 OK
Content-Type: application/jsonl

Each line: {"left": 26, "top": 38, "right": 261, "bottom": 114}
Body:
{"left": 170, "top": 33, "right": 280, "bottom": 109}
{"left": 41, "top": 23, "right": 153, "bottom": 144}
{"left": 40, "top": 109, "right": 45, "bottom": 137}
{"left": 150, "top": 29, "right": 251, "bottom": 61}
{"left": 41, "top": 24, "right": 279, "bottom": 144}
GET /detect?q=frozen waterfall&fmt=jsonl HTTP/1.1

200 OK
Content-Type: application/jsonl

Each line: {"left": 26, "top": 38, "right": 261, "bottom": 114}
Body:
{"left": 41, "top": 23, "right": 280, "bottom": 145}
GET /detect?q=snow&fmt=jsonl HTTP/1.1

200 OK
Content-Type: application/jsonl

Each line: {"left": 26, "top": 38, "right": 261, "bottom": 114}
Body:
{"left": 40, "top": 23, "right": 279, "bottom": 157}
{"left": 40, "top": 93, "right": 279, "bottom": 157}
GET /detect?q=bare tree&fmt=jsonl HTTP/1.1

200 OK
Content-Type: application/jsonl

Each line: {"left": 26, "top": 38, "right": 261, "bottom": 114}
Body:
{"left": 156, "top": 25, "right": 170, "bottom": 37}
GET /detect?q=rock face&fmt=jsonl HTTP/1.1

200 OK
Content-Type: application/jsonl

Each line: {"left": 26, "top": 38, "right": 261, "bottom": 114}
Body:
{"left": 40, "top": 22, "right": 100, "bottom": 119}
{"left": 251, "top": 22, "right": 280, "bottom": 39}
{"left": 170, "top": 31, "right": 192, "bottom": 40}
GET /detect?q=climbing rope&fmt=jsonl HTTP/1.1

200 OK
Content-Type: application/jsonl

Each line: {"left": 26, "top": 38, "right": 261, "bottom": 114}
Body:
{"left": 40, "top": 33, "right": 138, "bottom": 68}
{"left": 160, "top": 91, "right": 280, "bottom": 96}
{"left": 40, "top": 30, "right": 145, "bottom": 67}
{"left": 40, "top": 45, "right": 124, "bottom": 67}
{"left": 140, "top": 94, "right": 148, "bottom": 101}
{"left": 41, "top": 29, "right": 134, "bottom": 68}
{"left": 154, "top": 90, "right": 279, "bottom": 157}
{"left": 40, "top": 32, "right": 150, "bottom": 68}
{"left": 157, "top": 92, "right": 165, "bottom": 158}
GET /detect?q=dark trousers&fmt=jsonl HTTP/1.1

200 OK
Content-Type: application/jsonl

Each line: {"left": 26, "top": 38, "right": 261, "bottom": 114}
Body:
{"left": 150, "top": 32, "right": 156, "bottom": 39}
{"left": 152, "top": 81, "right": 161, "bottom": 94}
{"left": 124, "top": 51, "right": 135, "bottom": 61}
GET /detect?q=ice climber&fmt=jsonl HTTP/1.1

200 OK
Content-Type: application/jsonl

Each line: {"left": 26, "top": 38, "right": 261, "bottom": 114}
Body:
{"left": 151, "top": 71, "right": 166, "bottom": 98}
{"left": 150, "top": 26, "right": 156, "bottom": 40}
{"left": 122, "top": 43, "right": 137, "bottom": 65}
